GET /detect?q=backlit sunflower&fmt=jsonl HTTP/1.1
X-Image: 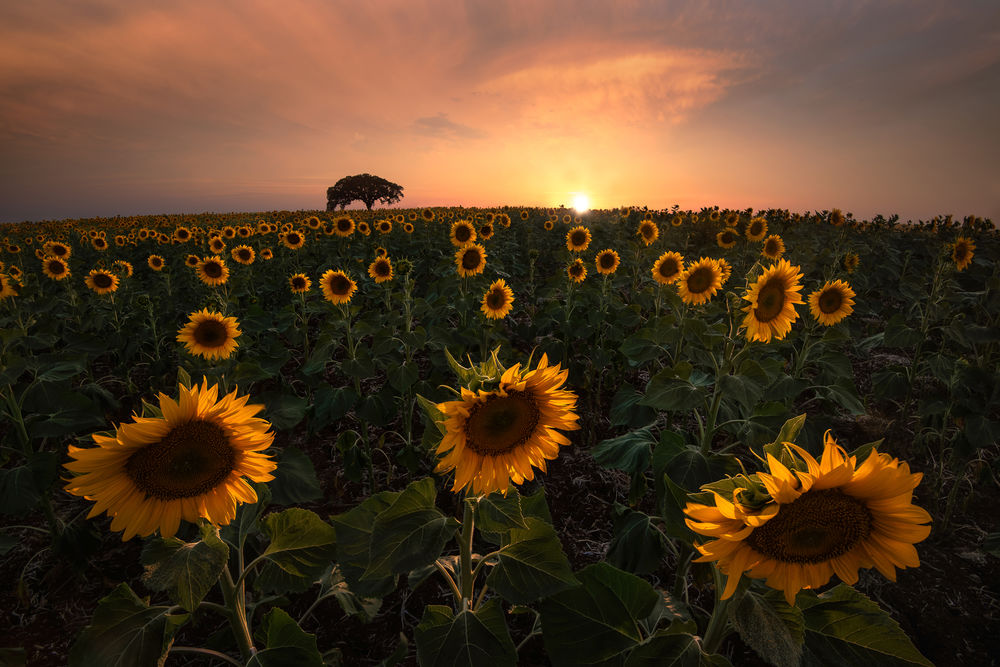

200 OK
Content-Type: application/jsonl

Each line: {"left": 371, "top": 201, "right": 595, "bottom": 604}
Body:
{"left": 434, "top": 354, "right": 579, "bottom": 495}
{"left": 716, "top": 258, "right": 732, "bottom": 285}
{"left": 479, "top": 222, "right": 494, "bottom": 240}
{"left": 196, "top": 256, "right": 229, "bottom": 286}
{"left": 716, "top": 229, "right": 737, "bottom": 249}
{"left": 231, "top": 245, "right": 255, "bottom": 265}
{"left": 761, "top": 234, "right": 785, "bottom": 260}
{"left": 43, "top": 241, "right": 71, "bottom": 259}
{"left": 64, "top": 379, "right": 275, "bottom": 541}
{"left": 809, "top": 280, "right": 856, "bottom": 326}
{"left": 595, "top": 249, "right": 620, "bottom": 275}
{"left": 741, "top": 259, "right": 804, "bottom": 343}
{"left": 952, "top": 237, "right": 975, "bottom": 271}
{"left": 377, "top": 219, "right": 393, "bottom": 234}
{"left": 566, "top": 226, "right": 591, "bottom": 252}
{"left": 281, "top": 230, "right": 306, "bottom": 250}
{"left": 455, "top": 244, "right": 487, "bottom": 277}
{"left": 260, "top": 248, "right": 273, "bottom": 260}
{"left": 746, "top": 217, "right": 768, "bottom": 241}
{"left": 481, "top": 279, "right": 514, "bottom": 319}
{"left": 404, "top": 222, "right": 415, "bottom": 234}
{"left": 368, "top": 257, "right": 394, "bottom": 283}
{"left": 146, "top": 254, "right": 164, "bottom": 271}
{"left": 829, "top": 208, "right": 846, "bottom": 226}
{"left": 638, "top": 220, "right": 659, "bottom": 246}
{"left": 567, "top": 258, "right": 587, "bottom": 283}
{"left": 677, "top": 257, "right": 723, "bottom": 306}
{"left": 685, "top": 431, "right": 931, "bottom": 605}
{"left": 289, "top": 273, "right": 311, "bottom": 293}
{"left": 842, "top": 252, "right": 859, "bottom": 274}
{"left": 42, "top": 257, "right": 71, "bottom": 281}
{"left": 543, "top": 220, "right": 554, "bottom": 231}
{"left": 185, "top": 254, "right": 200, "bottom": 268}
{"left": 85, "top": 269, "right": 120, "bottom": 295}
{"left": 209, "top": 237, "right": 227, "bottom": 254}
{"left": 450, "top": 220, "right": 477, "bottom": 247}
{"left": 652, "top": 251, "right": 684, "bottom": 285}
{"left": 0, "top": 274, "right": 19, "bottom": 300}
{"left": 177, "top": 309, "right": 242, "bottom": 360}
{"left": 333, "top": 216, "right": 355, "bottom": 237}
{"left": 173, "top": 227, "right": 192, "bottom": 243}
{"left": 113, "top": 260, "right": 134, "bottom": 277}
{"left": 320, "top": 269, "right": 357, "bottom": 304}
{"left": 92, "top": 236, "right": 109, "bottom": 251}
{"left": 357, "top": 222, "right": 371, "bottom": 236}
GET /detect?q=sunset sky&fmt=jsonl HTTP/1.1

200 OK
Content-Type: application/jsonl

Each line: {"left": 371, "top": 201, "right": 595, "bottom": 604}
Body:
{"left": 1, "top": 1, "right": 998, "bottom": 223}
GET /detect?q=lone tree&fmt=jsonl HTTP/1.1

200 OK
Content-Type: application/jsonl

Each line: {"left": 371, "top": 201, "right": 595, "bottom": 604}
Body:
{"left": 326, "top": 173, "right": 404, "bottom": 211}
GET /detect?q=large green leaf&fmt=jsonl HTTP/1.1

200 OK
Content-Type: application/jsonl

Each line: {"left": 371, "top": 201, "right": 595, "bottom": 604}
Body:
{"left": 640, "top": 369, "right": 707, "bottom": 412}
{"left": 247, "top": 608, "right": 324, "bottom": 667}
{"left": 260, "top": 392, "right": 309, "bottom": 431}
{"left": 763, "top": 413, "right": 807, "bottom": 463}
{"left": 592, "top": 429, "right": 656, "bottom": 475}
{"left": 486, "top": 517, "right": 578, "bottom": 604}
{"left": 68, "top": 584, "right": 188, "bottom": 667}
{"left": 623, "top": 628, "right": 719, "bottom": 667}
{"left": 730, "top": 589, "right": 804, "bottom": 667}
{"left": 140, "top": 524, "right": 229, "bottom": 612}
{"left": 362, "top": 477, "right": 458, "bottom": 580}
{"left": 475, "top": 491, "right": 527, "bottom": 534}
{"left": 0, "top": 451, "right": 57, "bottom": 517}
{"left": 330, "top": 490, "right": 400, "bottom": 597}
{"left": 269, "top": 447, "right": 323, "bottom": 505}
{"left": 415, "top": 599, "right": 517, "bottom": 667}
{"left": 261, "top": 508, "right": 337, "bottom": 579}
{"left": 609, "top": 383, "right": 657, "bottom": 427}
{"left": 540, "top": 562, "right": 660, "bottom": 667}
{"left": 798, "top": 584, "right": 933, "bottom": 666}
{"left": 606, "top": 505, "right": 666, "bottom": 576}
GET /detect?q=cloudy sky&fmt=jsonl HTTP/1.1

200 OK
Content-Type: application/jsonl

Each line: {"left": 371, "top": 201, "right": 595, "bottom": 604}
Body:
{"left": 1, "top": 0, "right": 998, "bottom": 222}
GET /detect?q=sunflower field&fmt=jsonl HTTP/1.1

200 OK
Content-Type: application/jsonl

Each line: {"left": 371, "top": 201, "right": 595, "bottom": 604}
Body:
{"left": 0, "top": 206, "right": 997, "bottom": 666}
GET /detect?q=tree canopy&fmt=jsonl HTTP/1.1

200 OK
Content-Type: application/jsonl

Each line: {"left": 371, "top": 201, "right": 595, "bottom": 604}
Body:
{"left": 326, "top": 174, "right": 404, "bottom": 211}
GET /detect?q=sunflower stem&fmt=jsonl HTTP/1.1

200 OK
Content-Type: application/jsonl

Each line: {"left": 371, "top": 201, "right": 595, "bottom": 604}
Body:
{"left": 434, "top": 559, "right": 463, "bottom": 606}
{"left": 458, "top": 497, "right": 477, "bottom": 611}
{"left": 702, "top": 567, "right": 733, "bottom": 654}
{"left": 169, "top": 646, "right": 243, "bottom": 667}
{"left": 220, "top": 566, "right": 255, "bottom": 660}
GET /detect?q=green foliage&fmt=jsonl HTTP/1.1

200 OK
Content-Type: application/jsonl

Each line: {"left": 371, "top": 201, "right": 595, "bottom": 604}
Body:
{"left": 247, "top": 608, "right": 324, "bottom": 667}
{"left": 141, "top": 523, "right": 229, "bottom": 612}
{"left": 261, "top": 508, "right": 337, "bottom": 579}
{"left": 415, "top": 599, "right": 517, "bottom": 667}
{"left": 486, "top": 517, "right": 579, "bottom": 604}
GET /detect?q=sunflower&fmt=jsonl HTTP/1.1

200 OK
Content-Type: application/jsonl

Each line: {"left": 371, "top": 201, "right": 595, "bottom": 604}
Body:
{"left": 496, "top": 213, "right": 511, "bottom": 228}
{"left": 741, "top": 259, "right": 804, "bottom": 343}
{"left": 112, "top": 260, "right": 134, "bottom": 277}
{"left": 716, "top": 229, "right": 737, "bottom": 249}
{"left": 209, "top": 237, "right": 227, "bottom": 254}
{"left": 368, "top": 257, "right": 394, "bottom": 283}
{"left": 43, "top": 241, "right": 71, "bottom": 259}
{"left": 85, "top": 269, "right": 120, "bottom": 295}
{"left": 358, "top": 221, "right": 371, "bottom": 236}
{"left": 520, "top": 210, "right": 530, "bottom": 221}
{"left": 631, "top": 221, "right": 658, "bottom": 248}
{"left": 144, "top": 254, "right": 164, "bottom": 271}
{"left": 746, "top": 217, "right": 768, "bottom": 241}
{"left": 404, "top": 222, "right": 415, "bottom": 234}
{"left": 260, "top": 248, "right": 273, "bottom": 260}
{"left": 952, "top": 237, "right": 975, "bottom": 271}
{"left": 450, "top": 220, "right": 477, "bottom": 247}
{"left": 595, "top": 249, "right": 620, "bottom": 275}
{"left": 479, "top": 222, "right": 494, "bottom": 240}
{"left": 421, "top": 208, "right": 435, "bottom": 222}
{"left": 238, "top": 226, "right": 252, "bottom": 238}
{"left": 677, "top": 258, "right": 723, "bottom": 306}
{"left": 671, "top": 215, "right": 683, "bottom": 227}
{"left": 562, "top": 226, "right": 588, "bottom": 253}
{"left": 281, "top": 230, "right": 305, "bottom": 250}
{"left": 320, "top": 269, "right": 357, "bottom": 304}
{"left": 543, "top": 220, "right": 554, "bottom": 231}
{"left": 185, "top": 254, "right": 200, "bottom": 268}
{"left": 114, "top": 235, "right": 127, "bottom": 247}
{"left": 455, "top": 244, "right": 487, "bottom": 278}
{"left": 842, "top": 252, "right": 859, "bottom": 274}
{"left": 716, "top": 258, "right": 732, "bottom": 285}
{"left": 92, "top": 237, "right": 109, "bottom": 251}
{"left": 64, "top": 379, "right": 276, "bottom": 541}
{"left": 651, "top": 251, "right": 684, "bottom": 285}
{"left": 684, "top": 431, "right": 931, "bottom": 605}
{"left": 289, "top": 273, "right": 311, "bottom": 293}
{"left": 481, "top": 279, "right": 514, "bottom": 319}
{"left": 230, "top": 245, "right": 255, "bottom": 265}
{"left": 377, "top": 219, "right": 393, "bottom": 234}
{"left": 567, "top": 258, "right": 587, "bottom": 283}
{"left": 305, "top": 216, "right": 321, "bottom": 230}
{"left": 374, "top": 246, "right": 388, "bottom": 258}
{"left": 173, "top": 227, "right": 192, "bottom": 243}
{"left": 724, "top": 211, "right": 739, "bottom": 227}
{"left": 333, "top": 216, "right": 355, "bottom": 237}
{"left": 434, "top": 355, "right": 579, "bottom": 495}
{"left": 177, "top": 309, "right": 242, "bottom": 360}
{"left": 761, "top": 234, "right": 785, "bottom": 260}
{"left": 809, "top": 280, "right": 856, "bottom": 326}
{"left": 830, "top": 208, "right": 846, "bottom": 226}
{"left": 42, "top": 256, "right": 71, "bottom": 281}
{"left": 0, "top": 274, "right": 18, "bottom": 300}
{"left": 196, "top": 256, "right": 229, "bottom": 286}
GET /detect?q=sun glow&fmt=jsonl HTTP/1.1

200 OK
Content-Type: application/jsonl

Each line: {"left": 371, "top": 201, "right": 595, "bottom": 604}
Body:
{"left": 572, "top": 193, "right": 590, "bottom": 213}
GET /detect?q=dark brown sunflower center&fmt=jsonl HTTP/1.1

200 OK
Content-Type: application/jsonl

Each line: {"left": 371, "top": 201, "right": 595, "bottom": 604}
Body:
{"left": 94, "top": 239, "right": 107, "bottom": 247}
{"left": 462, "top": 250, "right": 482, "bottom": 270}
{"left": 380, "top": 223, "right": 390, "bottom": 231}
{"left": 722, "top": 231, "right": 734, "bottom": 243}
{"left": 750, "top": 222, "right": 763, "bottom": 236}
{"left": 686, "top": 267, "right": 714, "bottom": 294}
{"left": 464, "top": 391, "right": 540, "bottom": 456}
{"left": 177, "top": 230, "right": 190, "bottom": 239}
{"left": 754, "top": 280, "right": 786, "bottom": 322}
{"left": 570, "top": 263, "right": 584, "bottom": 276}
{"left": 126, "top": 419, "right": 235, "bottom": 500}
{"left": 745, "top": 489, "right": 872, "bottom": 563}
{"left": 329, "top": 274, "right": 351, "bottom": 295}
{"left": 455, "top": 225, "right": 472, "bottom": 243}
{"left": 641, "top": 224, "right": 655, "bottom": 239}
{"left": 375, "top": 261, "right": 391, "bottom": 276}
{"left": 52, "top": 245, "right": 68, "bottom": 256}
{"left": 203, "top": 261, "right": 223, "bottom": 278}
{"left": 599, "top": 253, "right": 616, "bottom": 269}
{"left": 765, "top": 240, "right": 779, "bottom": 254}
{"left": 93, "top": 273, "right": 113, "bottom": 288}
{"left": 193, "top": 319, "right": 229, "bottom": 347}
{"left": 658, "top": 259, "right": 679, "bottom": 278}
{"left": 570, "top": 230, "right": 588, "bottom": 245}
{"left": 486, "top": 289, "right": 507, "bottom": 309}
{"left": 48, "top": 260, "right": 65, "bottom": 274}
{"left": 238, "top": 249, "right": 251, "bottom": 260}
{"left": 287, "top": 233, "right": 301, "bottom": 245}
{"left": 292, "top": 277, "right": 306, "bottom": 289}
{"left": 818, "top": 289, "right": 843, "bottom": 314}
{"left": 337, "top": 219, "right": 352, "bottom": 231}
{"left": 954, "top": 245, "right": 968, "bottom": 261}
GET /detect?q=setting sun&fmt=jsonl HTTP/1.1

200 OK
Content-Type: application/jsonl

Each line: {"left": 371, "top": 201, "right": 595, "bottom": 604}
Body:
{"left": 572, "top": 193, "right": 590, "bottom": 213}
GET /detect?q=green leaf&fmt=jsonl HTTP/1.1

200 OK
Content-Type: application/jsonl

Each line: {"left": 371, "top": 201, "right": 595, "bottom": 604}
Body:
{"left": 388, "top": 362, "right": 419, "bottom": 392}
{"left": 269, "top": 447, "right": 323, "bottom": 505}
{"left": 261, "top": 508, "right": 337, "bottom": 579}
{"left": 247, "top": 608, "right": 324, "bottom": 667}
{"left": 872, "top": 368, "right": 909, "bottom": 400}
{"left": 261, "top": 392, "right": 308, "bottom": 430}
{"left": 221, "top": 482, "right": 271, "bottom": 549}
{"left": 606, "top": 505, "right": 666, "bottom": 576}
{"left": 416, "top": 394, "right": 448, "bottom": 435}
{"left": 763, "top": 414, "right": 807, "bottom": 462}
{"left": 640, "top": 369, "right": 707, "bottom": 412}
{"left": 475, "top": 492, "right": 527, "bottom": 534}
{"left": 330, "top": 490, "right": 400, "bottom": 597}
{"left": 140, "top": 524, "right": 229, "bottom": 612}
{"left": 730, "top": 589, "right": 804, "bottom": 667}
{"left": 623, "top": 629, "right": 707, "bottom": 667}
{"left": 798, "top": 584, "right": 933, "bottom": 666}
{"left": 610, "top": 383, "right": 658, "bottom": 428}
{"left": 415, "top": 599, "right": 517, "bottom": 667}
{"left": 486, "top": 517, "right": 579, "bottom": 604}
{"left": 68, "top": 583, "right": 188, "bottom": 667}
{"left": 540, "top": 562, "right": 660, "bottom": 666}
{"left": 33, "top": 353, "right": 87, "bottom": 382}
{"left": 822, "top": 382, "right": 866, "bottom": 415}
{"left": 323, "top": 565, "right": 382, "bottom": 622}
{"left": 362, "top": 477, "right": 458, "bottom": 580}
{"left": 664, "top": 448, "right": 736, "bottom": 493}
{"left": 310, "top": 385, "right": 357, "bottom": 430}
{"left": 592, "top": 428, "right": 656, "bottom": 475}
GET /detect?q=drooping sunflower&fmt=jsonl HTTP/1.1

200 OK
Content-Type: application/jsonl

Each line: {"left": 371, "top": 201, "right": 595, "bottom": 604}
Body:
{"left": 260, "top": 248, "right": 273, "bottom": 260}
{"left": 684, "top": 431, "right": 931, "bottom": 605}
{"left": 434, "top": 354, "right": 579, "bottom": 496}
{"left": 842, "top": 252, "right": 859, "bottom": 274}
{"left": 196, "top": 256, "right": 229, "bottom": 286}
{"left": 85, "top": 269, "right": 120, "bottom": 295}
{"left": 809, "top": 280, "right": 856, "bottom": 326}
{"left": 42, "top": 256, "right": 71, "bottom": 281}
{"left": 320, "top": 269, "right": 357, "bottom": 304}
{"left": 716, "top": 229, "right": 738, "bottom": 249}
{"left": 0, "top": 274, "right": 19, "bottom": 300}
{"left": 231, "top": 245, "right": 255, "bottom": 265}
{"left": 281, "top": 230, "right": 306, "bottom": 250}
{"left": 567, "top": 258, "right": 587, "bottom": 283}
{"left": 595, "top": 249, "right": 620, "bottom": 275}
{"left": 368, "top": 256, "right": 394, "bottom": 283}
{"left": 455, "top": 244, "right": 487, "bottom": 278}
{"left": 177, "top": 309, "right": 242, "bottom": 360}
{"left": 652, "top": 251, "right": 684, "bottom": 285}
{"left": 333, "top": 216, "right": 355, "bottom": 237}
{"left": 43, "top": 241, "right": 71, "bottom": 259}
{"left": 289, "top": 273, "right": 311, "bottom": 293}
{"left": 209, "top": 237, "right": 227, "bottom": 254}
{"left": 637, "top": 220, "right": 659, "bottom": 246}
{"left": 450, "top": 220, "right": 477, "bottom": 247}
{"left": 566, "top": 226, "right": 592, "bottom": 252}
{"left": 741, "top": 259, "right": 804, "bottom": 343}
{"left": 677, "top": 257, "right": 723, "bottom": 306}
{"left": 829, "top": 208, "right": 846, "bottom": 226}
{"left": 761, "top": 234, "right": 785, "bottom": 260}
{"left": 481, "top": 279, "right": 514, "bottom": 319}
{"left": 746, "top": 216, "right": 768, "bottom": 241}
{"left": 64, "top": 379, "right": 276, "bottom": 541}
{"left": 952, "top": 237, "right": 975, "bottom": 271}
{"left": 375, "top": 246, "right": 388, "bottom": 258}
